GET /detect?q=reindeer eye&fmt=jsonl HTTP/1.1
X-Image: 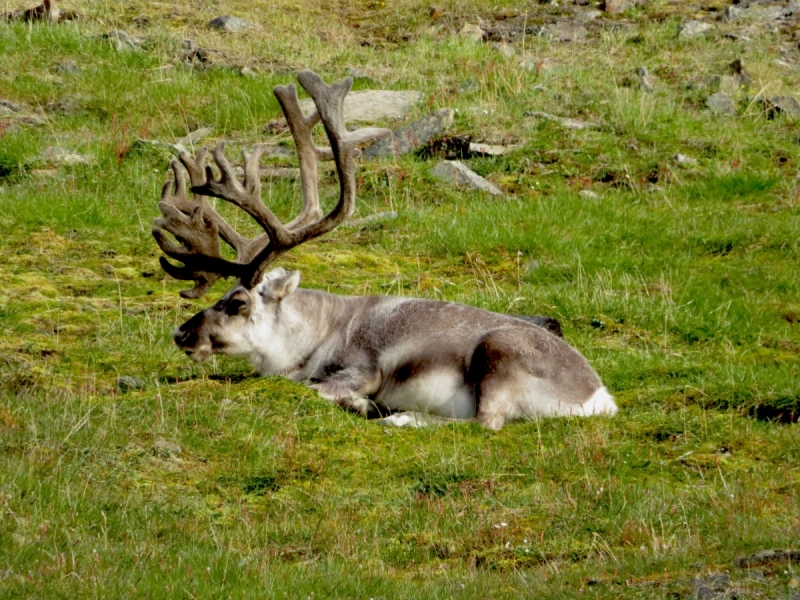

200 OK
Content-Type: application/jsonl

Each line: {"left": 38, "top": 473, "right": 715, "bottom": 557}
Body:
{"left": 225, "top": 297, "right": 248, "bottom": 315}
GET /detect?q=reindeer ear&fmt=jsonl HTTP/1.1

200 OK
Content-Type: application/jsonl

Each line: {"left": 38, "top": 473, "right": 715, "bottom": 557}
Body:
{"left": 260, "top": 270, "right": 301, "bottom": 302}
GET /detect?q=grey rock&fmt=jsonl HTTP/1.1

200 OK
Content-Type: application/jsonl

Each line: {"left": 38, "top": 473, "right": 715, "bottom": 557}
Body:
{"left": 725, "top": 4, "right": 788, "bottom": 23}
{"left": 363, "top": 108, "right": 454, "bottom": 159}
{"left": 579, "top": 189, "right": 600, "bottom": 200}
{"left": 131, "top": 139, "right": 186, "bottom": 156}
{"left": 176, "top": 127, "right": 213, "bottom": 146}
{"left": 208, "top": 15, "right": 252, "bottom": 32}
{"left": 0, "top": 99, "right": 22, "bottom": 113}
{"left": 55, "top": 60, "right": 79, "bottom": 74}
{"left": 239, "top": 66, "right": 256, "bottom": 78}
{"left": 102, "top": 30, "right": 144, "bottom": 51}
{"left": 152, "top": 439, "right": 181, "bottom": 457}
{"left": 430, "top": 160, "right": 503, "bottom": 196}
{"left": 679, "top": 20, "right": 713, "bottom": 39}
{"left": 39, "top": 147, "right": 90, "bottom": 165}
{"left": 525, "top": 111, "right": 603, "bottom": 130}
{"left": 706, "top": 92, "right": 736, "bottom": 116}
{"left": 638, "top": 66, "right": 654, "bottom": 92}
{"left": 468, "top": 142, "right": 522, "bottom": 156}
{"left": 492, "top": 42, "right": 516, "bottom": 58}
{"left": 693, "top": 574, "right": 730, "bottom": 600}
{"left": 116, "top": 376, "right": 145, "bottom": 391}
{"left": 716, "top": 74, "right": 746, "bottom": 96}
{"left": 603, "top": 0, "right": 635, "bottom": 14}
{"left": 674, "top": 153, "right": 698, "bottom": 166}
{"left": 545, "top": 21, "right": 588, "bottom": 42}
{"left": 765, "top": 95, "right": 800, "bottom": 119}
{"left": 298, "top": 89, "right": 422, "bottom": 123}
{"left": 346, "top": 67, "right": 371, "bottom": 80}
{"left": 734, "top": 549, "right": 800, "bottom": 568}
{"left": 457, "top": 23, "right": 485, "bottom": 42}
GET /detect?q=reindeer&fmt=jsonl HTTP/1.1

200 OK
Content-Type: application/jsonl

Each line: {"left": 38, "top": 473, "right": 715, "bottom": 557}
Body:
{"left": 153, "top": 71, "right": 617, "bottom": 430}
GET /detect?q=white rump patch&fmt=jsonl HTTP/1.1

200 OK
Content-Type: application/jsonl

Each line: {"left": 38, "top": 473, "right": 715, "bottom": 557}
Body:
{"left": 580, "top": 386, "right": 618, "bottom": 416}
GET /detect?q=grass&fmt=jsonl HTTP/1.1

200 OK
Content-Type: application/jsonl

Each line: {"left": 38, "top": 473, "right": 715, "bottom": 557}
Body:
{"left": 1, "top": 0, "right": 799, "bottom": 597}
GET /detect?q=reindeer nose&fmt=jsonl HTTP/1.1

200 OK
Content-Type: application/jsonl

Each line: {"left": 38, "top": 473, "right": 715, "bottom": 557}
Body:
{"left": 173, "top": 325, "right": 197, "bottom": 348}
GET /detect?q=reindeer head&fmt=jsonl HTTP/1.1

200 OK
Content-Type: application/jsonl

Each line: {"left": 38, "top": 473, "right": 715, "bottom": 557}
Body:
{"left": 154, "top": 71, "right": 391, "bottom": 361}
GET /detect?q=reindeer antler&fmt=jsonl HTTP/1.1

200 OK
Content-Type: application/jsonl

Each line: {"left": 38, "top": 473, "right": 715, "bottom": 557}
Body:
{"left": 153, "top": 71, "right": 392, "bottom": 298}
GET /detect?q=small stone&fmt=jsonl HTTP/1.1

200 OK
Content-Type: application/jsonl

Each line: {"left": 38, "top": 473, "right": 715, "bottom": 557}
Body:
{"left": 545, "top": 21, "right": 588, "bottom": 42}
{"left": 692, "top": 574, "right": 730, "bottom": 600}
{"left": 638, "top": 66, "right": 654, "bottom": 92}
{"left": 492, "top": 42, "right": 516, "bottom": 58}
{"left": 102, "top": 30, "right": 144, "bottom": 51}
{"left": 55, "top": 60, "right": 79, "bottom": 74}
{"left": 603, "top": 0, "right": 634, "bottom": 14}
{"left": 208, "top": 15, "right": 252, "bottom": 32}
{"left": 239, "top": 66, "right": 256, "bottom": 78}
{"left": 765, "top": 96, "right": 800, "bottom": 119}
{"left": 0, "top": 99, "right": 22, "bottom": 113}
{"left": 579, "top": 189, "right": 600, "bottom": 200}
{"left": 468, "top": 142, "right": 522, "bottom": 157}
{"left": 363, "top": 108, "right": 454, "bottom": 159}
{"left": 346, "top": 67, "right": 370, "bottom": 80}
{"left": 673, "top": 153, "right": 698, "bottom": 166}
{"left": 220, "top": 398, "right": 237, "bottom": 409}
{"left": 298, "top": 89, "right": 422, "bottom": 122}
{"left": 706, "top": 92, "right": 736, "bottom": 116}
{"left": 430, "top": 160, "right": 503, "bottom": 196}
{"left": 525, "top": 111, "right": 603, "bottom": 130}
{"left": 176, "top": 127, "right": 213, "bottom": 146}
{"left": 116, "top": 376, "right": 145, "bottom": 391}
{"left": 152, "top": 439, "right": 181, "bottom": 457}
{"left": 131, "top": 139, "right": 186, "bottom": 156}
{"left": 679, "top": 20, "right": 713, "bottom": 39}
{"left": 457, "top": 23, "right": 485, "bottom": 42}
{"left": 39, "top": 146, "right": 90, "bottom": 165}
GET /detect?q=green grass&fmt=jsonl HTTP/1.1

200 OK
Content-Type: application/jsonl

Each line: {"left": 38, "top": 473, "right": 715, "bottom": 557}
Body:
{"left": 1, "top": 1, "right": 800, "bottom": 597}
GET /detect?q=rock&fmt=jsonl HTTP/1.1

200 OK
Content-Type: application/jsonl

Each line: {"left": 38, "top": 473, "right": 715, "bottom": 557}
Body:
{"left": 525, "top": 111, "right": 603, "bottom": 130}
{"left": 706, "top": 92, "right": 736, "bottom": 116}
{"left": 39, "top": 147, "right": 90, "bottom": 165}
{"left": 0, "top": 99, "right": 22, "bottom": 113}
{"left": 298, "top": 89, "right": 422, "bottom": 123}
{"left": 638, "top": 66, "right": 654, "bottom": 92}
{"left": 674, "top": 153, "right": 698, "bottom": 166}
{"left": 116, "top": 376, "right": 145, "bottom": 391}
{"left": 468, "top": 142, "right": 522, "bottom": 157}
{"left": 55, "top": 60, "right": 79, "bottom": 74}
{"left": 131, "top": 139, "right": 186, "bottom": 156}
{"left": 101, "top": 30, "right": 144, "bottom": 51}
{"left": 346, "top": 67, "right": 371, "bottom": 80}
{"left": 579, "top": 189, "right": 600, "bottom": 200}
{"left": 693, "top": 574, "right": 730, "bottom": 600}
{"left": 603, "top": 0, "right": 634, "bottom": 14}
{"left": 208, "top": 15, "right": 252, "bottom": 32}
{"left": 239, "top": 66, "right": 256, "bottom": 78}
{"left": 545, "top": 21, "right": 588, "bottom": 42}
{"left": 430, "top": 160, "right": 503, "bottom": 196}
{"left": 492, "top": 42, "right": 516, "bottom": 58}
{"left": 765, "top": 96, "right": 800, "bottom": 119}
{"left": 679, "top": 20, "right": 713, "bottom": 39}
{"left": 363, "top": 108, "right": 454, "bottom": 159}
{"left": 176, "top": 127, "right": 213, "bottom": 146}
{"left": 734, "top": 549, "right": 800, "bottom": 568}
{"left": 152, "top": 439, "right": 181, "bottom": 457}
{"left": 520, "top": 57, "right": 557, "bottom": 74}
{"left": 457, "top": 23, "right": 485, "bottom": 42}
{"left": 725, "top": 4, "right": 788, "bottom": 23}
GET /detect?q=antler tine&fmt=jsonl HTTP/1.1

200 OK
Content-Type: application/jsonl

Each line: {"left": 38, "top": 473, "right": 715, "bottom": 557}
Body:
{"left": 155, "top": 70, "right": 395, "bottom": 297}
{"left": 193, "top": 141, "right": 292, "bottom": 249}
{"left": 244, "top": 72, "right": 392, "bottom": 287}
{"left": 153, "top": 162, "right": 248, "bottom": 298}
{"left": 274, "top": 83, "right": 329, "bottom": 230}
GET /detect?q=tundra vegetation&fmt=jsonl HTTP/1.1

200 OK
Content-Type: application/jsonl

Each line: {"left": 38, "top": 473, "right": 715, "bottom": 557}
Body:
{"left": 0, "top": 0, "right": 799, "bottom": 598}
